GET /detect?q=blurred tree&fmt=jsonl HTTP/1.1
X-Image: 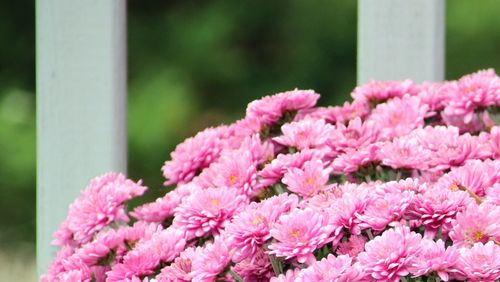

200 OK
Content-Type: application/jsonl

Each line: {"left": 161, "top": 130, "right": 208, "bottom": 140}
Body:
{"left": 127, "top": 0, "right": 358, "bottom": 196}
{"left": 446, "top": 0, "right": 500, "bottom": 78}
{"left": 0, "top": 0, "right": 35, "bottom": 248}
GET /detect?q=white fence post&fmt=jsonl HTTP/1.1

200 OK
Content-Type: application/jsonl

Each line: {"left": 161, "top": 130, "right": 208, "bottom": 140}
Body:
{"left": 36, "top": 0, "right": 127, "bottom": 276}
{"left": 358, "top": 0, "right": 445, "bottom": 83}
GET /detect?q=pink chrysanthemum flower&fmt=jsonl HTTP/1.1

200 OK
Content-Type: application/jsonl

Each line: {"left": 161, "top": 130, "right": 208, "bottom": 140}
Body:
{"left": 50, "top": 265, "right": 92, "bottom": 282}
{"left": 106, "top": 227, "right": 186, "bottom": 282}
{"left": 274, "top": 118, "right": 334, "bottom": 150}
{"left": 195, "top": 135, "right": 273, "bottom": 194}
{"left": 358, "top": 225, "right": 422, "bottom": 282}
{"left": 304, "top": 100, "right": 371, "bottom": 124}
{"left": 330, "top": 143, "right": 381, "bottom": 175}
{"left": 246, "top": 89, "right": 320, "bottom": 127}
{"left": 92, "top": 266, "right": 110, "bottom": 282}
{"left": 232, "top": 116, "right": 266, "bottom": 137}
{"left": 357, "top": 190, "right": 414, "bottom": 232}
{"left": 258, "top": 149, "right": 324, "bottom": 188}
{"left": 336, "top": 235, "right": 366, "bottom": 258}
{"left": 368, "top": 95, "right": 429, "bottom": 139}
{"left": 300, "top": 186, "right": 342, "bottom": 212}
{"left": 66, "top": 242, "right": 112, "bottom": 273}
{"left": 327, "top": 117, "right": 381, "bottom": 153}
{"left": 173, "top": 187, "right": 246, "bottom": 240}
{"left": 411, "top": 126, "right": 490, "bottom": 171}
{"left": 64, "top": 222, "right": 159, "bottom": 270}
{"left": 124, "top": 277, "right": 154, "bottom": 282}
{"left": 417, "top": 81, "right": 456, "bottom": 113}
{"left": 52, "top": 173, "right": 147, "bottom": 246}
{"left": 377, "top": 178, "right": 428, "bottom": 195}
{"left": 418, "top": 169, "right": 445, "bottom": 183}
{"left": 436, "top": 159, "right": 500, "bottom": 198}
{"left": 157, "top": 247, "right": 201, "bottom": 282}
{"left": 409, "top": 239, "right": 459, "bottom": 281}
{"left": 297, "top": 100, "right": 371, "bottom": 125}
{"left": 227, "top": 194, "right": 299, "bottom": 262}
{"left": 270, "top": 269, "right": 301, "bottom": 282}
{"left": 351, "top": 79, "right": 419, "bottom": 105}
{"left": 161, "top": 125, "right": 231, "bottom": 185}
{"left": 443, "top": 69, "right": 500, "bottom": 127}
{"left": 295, "top": 106, "right": 344, "bottom": 124}
{"left": 195, "top": 149, "right": 259, "bottom": 197}
{"left": 258, "top": 193, "right": 300, "bottom": 223}
{"left": 57, "top": 253, "right": 107, "bottom": 279}
{"left": 112, "top": 221, "right": 162, "bottom": 259}
{"left": 41, "top": 246, "right": 77, "bottom": 282}
{"left": 296, "top": 254, "right": 365, "bottom": 282}
{"left": 454, "top": 241, "right": 500, "bottom": 281}
{"left": 487, "top": 126, "right": 500, "bottom": 158}
{"left": 484, "top": 183, "right": 500, "bottom": 205}
{"left": 449, "top": 203, "right": 500, "bottom": 248}
{"left": 237, "top": 134, "right": 275, "bottom": 164}
{"left": 191, "top": 236, "right": 233, "bottom": 282}
{"left": 226, "top": 204, "right": 273, "bottom": 262}
{"left": 342, "top": 100, "right": 372, "bottom": 121}
{"left": 268, "top": 208, "right": 335, "bottom": 264}
{"left": 131, "top": 184, "right": 191, "bottom": 223}
{"left": 232, "top": 249, "right": 274, "bottom": 282}
{"left": 282, "top": 159, "right": 331, "bottom": 197}
{"left": 442, "top": 111, "right": 484, "bottom": 134}
{"left": 106, "top": 251, "right": 159, "bottom": 282}
{"left": 408, "top": 187, "right": 472, "bottom": 239}
{"left": 379, "top": 136, "right": 431, "bottom": 170}
{"left": 327, "top": 187, "right": 373, "bottom": 235}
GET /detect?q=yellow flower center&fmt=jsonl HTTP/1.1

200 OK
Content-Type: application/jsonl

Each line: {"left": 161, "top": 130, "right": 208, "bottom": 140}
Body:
{"left": 290, "top": 229, "right": 300, "bottom": 238}
{"left": 210, "top": 198, "right": 220, "bottom": 206}
{"left": 474, "top": 231, "right": 484, "bottom": 241}
{"left": 251, "top": 216, "right": 263, "bottom": 225}
{"left": 306, "top": 177, "right": 315, "bottom": 185}
{"left": 229, "top": 175, "right": 238, "bottom": 184}
{"left": 449, "top": 183, "right": 460, "bottom": 191}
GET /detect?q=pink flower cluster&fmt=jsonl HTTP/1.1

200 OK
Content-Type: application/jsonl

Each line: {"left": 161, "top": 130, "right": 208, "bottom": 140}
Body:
{"left": 44, "top": 70, "right": 500, "bottom": 282}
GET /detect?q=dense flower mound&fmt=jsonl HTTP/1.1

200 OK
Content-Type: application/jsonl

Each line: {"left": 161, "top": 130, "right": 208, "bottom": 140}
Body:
{"left": 43, "top": 70, "right": 500, "bottom": 282}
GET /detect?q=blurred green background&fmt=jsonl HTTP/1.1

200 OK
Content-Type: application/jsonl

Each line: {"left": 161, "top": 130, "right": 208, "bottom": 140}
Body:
{"left": 0, "top": 0, "right": 499, "bottom": 259}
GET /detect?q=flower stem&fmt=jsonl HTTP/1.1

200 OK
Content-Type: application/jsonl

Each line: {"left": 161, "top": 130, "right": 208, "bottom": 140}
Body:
{"left": 273, "top": 184, "right": 286, "bottom": 195}
{"left": 365, "top": 229, "right": 374, "bottom": 240}
{"left": 436, "top": 226, "right": 442, "bottom": 241}
{"left": 457, "top": 184, "right": 482, "bottom": 204}
{"left": 269, "top": 254, "right": 283, "bottom": 276}
{"left": 396, "top": 170, "right": 402, "bottom": 180}
{"left": 228, "top": 268, "right": 244, "bottom": 282}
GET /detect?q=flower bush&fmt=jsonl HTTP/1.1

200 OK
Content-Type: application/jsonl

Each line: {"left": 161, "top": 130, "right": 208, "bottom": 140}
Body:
{"left": 43, "top": 69, "right": 500, "bottom": 282}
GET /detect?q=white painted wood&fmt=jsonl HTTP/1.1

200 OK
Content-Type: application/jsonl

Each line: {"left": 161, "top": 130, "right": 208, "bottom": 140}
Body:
{"left": 36, "top": 0, "right": 127, "bottom": 276}
{"left": 358, "top": 0, "right": 445, "bottom": 84}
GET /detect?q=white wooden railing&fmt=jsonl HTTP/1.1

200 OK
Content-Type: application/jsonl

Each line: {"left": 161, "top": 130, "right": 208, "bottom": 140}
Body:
{"left": 36, "top": 0, "right": 444, "bottom": 276}
{"left": 37, "top": 0, "right": 127, "bottom": 275}
{"left": 358, "top": 0, "right": 444, "bottom": 83}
